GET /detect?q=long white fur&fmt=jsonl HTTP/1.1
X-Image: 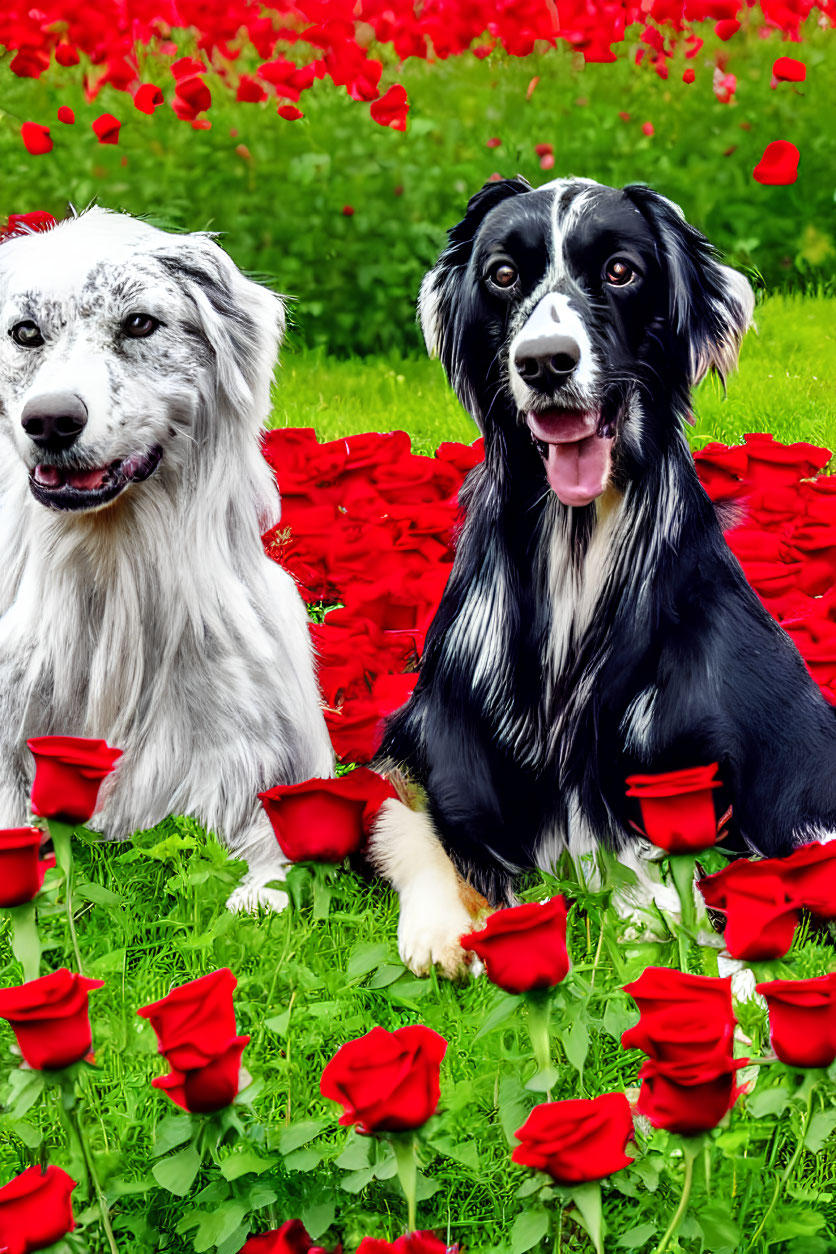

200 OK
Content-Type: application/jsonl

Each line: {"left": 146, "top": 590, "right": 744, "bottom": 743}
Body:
{"left": 0, "top": 209, "right": 333, "bottom": 907}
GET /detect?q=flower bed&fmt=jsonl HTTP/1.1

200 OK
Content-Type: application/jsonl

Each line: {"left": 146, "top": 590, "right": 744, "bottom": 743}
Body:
{"left": 1, "top": 429, "right": 836, "bottom": 1253}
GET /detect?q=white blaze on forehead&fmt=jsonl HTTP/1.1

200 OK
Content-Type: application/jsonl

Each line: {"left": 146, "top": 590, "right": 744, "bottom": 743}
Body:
{"left": 509, "top": 291, "right": 597, "bottom": 401}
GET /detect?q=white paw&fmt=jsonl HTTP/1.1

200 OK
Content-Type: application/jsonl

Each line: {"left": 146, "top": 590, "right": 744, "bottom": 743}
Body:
{"left": 398, "top": 880, "right": 475, "bottom": 979}
{"left": 226, "top": 883, "right": 289, "bottom": 914}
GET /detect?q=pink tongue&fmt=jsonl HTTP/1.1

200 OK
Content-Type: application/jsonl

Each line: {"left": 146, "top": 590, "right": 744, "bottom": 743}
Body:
{"left": 544, "top": 434, "right": 615, "bottom": 507}
{"left": 62, "top": 467, "right": 108, "bottom": 491}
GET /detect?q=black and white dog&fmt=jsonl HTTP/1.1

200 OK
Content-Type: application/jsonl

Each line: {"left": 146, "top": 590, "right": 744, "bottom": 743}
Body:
{"left": 370, "top": 175, "right": 836, "bottom": 976}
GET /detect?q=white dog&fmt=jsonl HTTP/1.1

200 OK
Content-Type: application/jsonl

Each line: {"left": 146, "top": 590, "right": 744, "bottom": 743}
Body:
{"left": 0, "top": 209, "right": 333, "bottom": 907}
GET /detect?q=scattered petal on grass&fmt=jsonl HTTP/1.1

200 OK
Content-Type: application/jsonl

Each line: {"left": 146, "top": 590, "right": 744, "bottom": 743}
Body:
{"left": 753, "top": 140, "right": 800, "bottom": 185}
{"left": 21, "top": 122, "right": 52, "bottom": 155}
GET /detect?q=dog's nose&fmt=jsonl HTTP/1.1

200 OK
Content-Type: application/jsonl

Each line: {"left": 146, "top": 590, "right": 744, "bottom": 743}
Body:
{"left": 514, "top": 334, "right": 581, "bottom": 387}
{"left": 21, "top": 393, "right": 88, "bottom": 451}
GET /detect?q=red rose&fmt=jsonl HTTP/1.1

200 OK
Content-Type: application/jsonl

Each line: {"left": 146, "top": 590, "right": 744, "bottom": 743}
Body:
{"left": 0, "top": 969, "right": 104, "bottom": 1069}
{"left": 0, "top": 828, "right": 55, "bottom": 907}
{"left": 357, "top": 1236, "right": 453, "bottom": 1254}
{"left": 624, "top": 763, "right": 722, "bottom": 853}
{"left": 137, "top": 968, "right": 240, "bottom": 1069}
{"left": 742, "top": 433, "right": 828, "bottom": 488}
{"left": 320, "top": 1025, "right": 447, "bottom": 1133}
{"left": 512, "top": 1093, "right": 635, "bottom": 1184}
{"left": 460, "top": 897, "right": 569, "bottom": 995}
{"left": 698, "top": 860, "right": 799, "bottom": 960}
{"left": 778, "top": 841, "right": 836, "bottom": 917}
{"left": 370, "top": 84, "right": 409, "bottom": 131}
{"left": 240, "top": 1220, "right": 341, "bottom": 1253}
{"left": 258, "top": 769, "right": 397, "bottom": 862}
{"left": 154, "top": 1035, "right": 250, "bottom": 1113}
{"left": 92, "top": 113, "right": 121, "bottom": 144}
{"left": 0, "top": 1165, "right": 77, "bottom": 1254}
{"left": 134, "top": 83, "right": 164, "bottom": 114}
{"left": 622, "top": 967, "right": 736, "bottom": 1057}
{"left": 756, "top": 975, "right": 836, "bottom": 1068}
{"left": 27, "top": 736, "right": 122, "bottom": 824}
{"left": 635, "top": 1056, "right": 743, "bottom": 1134}
{"left": 138, "top": 969, "right": 249, "bottom": 1113}
{"left": 20, "top": 123, "right": 53, "bottom": 156}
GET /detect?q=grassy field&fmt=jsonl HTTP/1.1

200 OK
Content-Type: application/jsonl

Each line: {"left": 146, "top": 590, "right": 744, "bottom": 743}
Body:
{"left": 272, "top": 294, "right": 836, "bottom": 456}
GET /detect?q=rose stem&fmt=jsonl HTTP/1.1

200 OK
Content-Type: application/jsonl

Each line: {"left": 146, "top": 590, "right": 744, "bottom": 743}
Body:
{"left": 49, "top": 820, "right": 85, "bottom": 977}
{"left": 66, "top": 1086, "right": 119, "bottom": 1254}
{"left": 669, "top": 855, "right": 698, "bottom": 972}
{"left": 653, "top": 1142, "right": 699, "bottom": 1254}
{"left": 526, "top": 990, "right": 554, "bottom": 1100}
{"left": 749, "top": 1085, "right": 814, "bottom": 1245}
{"left": 392, "top": 1135, "right": 418, "bottom": 1233}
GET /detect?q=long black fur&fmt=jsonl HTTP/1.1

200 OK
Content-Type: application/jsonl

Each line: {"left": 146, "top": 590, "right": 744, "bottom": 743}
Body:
{"left": 379, "top": 176, "right": 836, "bottom": 905}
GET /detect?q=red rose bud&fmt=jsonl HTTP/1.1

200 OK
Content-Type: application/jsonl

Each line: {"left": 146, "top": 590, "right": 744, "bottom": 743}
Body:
{"left": 240, "top": 1219, "right": 339, "bottom": 1253}
{"left": 756, "top": 974, "right": 836, "bottom": 1068}
{"left": 320, "top": 1024, "right": 446, "bottom": 1134}
{"left": 92, "top": 113, "right": 121, "bottom": 144}
{"left": 0, "top": 828, "right": 55, "bottom": 907}
{"left": 625, "top": 763, "right": 722, "bottom": 853}
{"left": 698, "top": 860, "right": 800, "bottom": 960}
{"left": 622, "top": 968, "right": 736, "bottom": 1061}
{"left": 636, "top": 1055, "right": 745, "bottom": 1134}
{"left": 460, "top": 897, "right": 569, "bottom": 995}
{"left": 753, "top": 140, "right": 799, "bottom": 185}
{"left": 258, "top": 769, "right": 397, "bottom": 862}
{"left": 20, "top": 123, "right": 52, "bottom": 156}
{"left": 153, "top": 1035, "right": 250, "bottom": 1112}
{"left": 357, "top": 1236, "right": 453, "bottom": 1254}
{"left": 0, "top": 1165, "right": 77, "bottom": 1254}
{"left": 0, "top": 969, "right": 104, "bottom": 1069}
{"left": 137, "top": 968, "right": 240, "bottom": 1070}
{"left": 27, "top": 735, "right": 122, "bottom": 824}
{"left": 775, "top": 840, "right": 836, "bottom": 918}
{"left": 56, "top": 106, "right": 75, "bottom": 124}
{"left": 512, "top": 1093, "right": 635, "bottom": 1184}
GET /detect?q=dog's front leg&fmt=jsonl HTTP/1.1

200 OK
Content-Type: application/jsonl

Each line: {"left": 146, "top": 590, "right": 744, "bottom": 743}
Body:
{"left": 224, "top": 810, "right": 292, "bottom": 914}
{"left": 367, "top": 799, "right": 490, "bottom": 978}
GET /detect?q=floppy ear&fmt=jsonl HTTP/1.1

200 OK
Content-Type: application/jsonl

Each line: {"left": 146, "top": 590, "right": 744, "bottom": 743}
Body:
{"left": 153, "top": 234, "right": 285, "bottom": 423}
{"left": 419, "top": 176, "right": 532, "bottom": 361}
{"left": 624, "top": 184, "right": 754, "bottom": 386}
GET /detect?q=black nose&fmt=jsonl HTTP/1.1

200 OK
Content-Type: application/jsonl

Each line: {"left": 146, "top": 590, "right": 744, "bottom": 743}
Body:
{"left": 21, "top": 393, "right": 88, "bottom": 451}
{"left": 514, "top": 334, "right": 581, "bottom": 389}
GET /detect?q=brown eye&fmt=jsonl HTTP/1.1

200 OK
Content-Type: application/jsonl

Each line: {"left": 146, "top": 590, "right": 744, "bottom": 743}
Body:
{"left": 10, "top": 320, "right": 44, "bottom": 347}
{"left": 123, "top": 313, "right": 160, "bottom": 338}
{"left": 605, "top": 259, "right": 635, "bottom": 286}
{"left": 489, "top": 262, "right": 518, "bottom": 290}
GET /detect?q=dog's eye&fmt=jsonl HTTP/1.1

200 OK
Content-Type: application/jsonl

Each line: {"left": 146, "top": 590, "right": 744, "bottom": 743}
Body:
{"left": 123, "top": 313, "right": 160, "bottom": 338}
{"left": 487, "top": 262, "right": 518, "bottom": 291}
{"left": 10, "top": 320, "right": 44, "bottom": 348}
{"left": 604, "top": 259, "right": 636, "bottom": 286}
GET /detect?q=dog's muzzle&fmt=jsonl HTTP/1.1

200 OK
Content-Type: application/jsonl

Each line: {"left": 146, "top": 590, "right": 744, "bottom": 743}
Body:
{"left": 29, "top": 446, "right": 163, "bottom": 512}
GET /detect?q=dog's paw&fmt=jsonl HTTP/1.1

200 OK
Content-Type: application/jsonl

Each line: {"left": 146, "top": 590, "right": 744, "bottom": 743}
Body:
{"left": 226, "top": 883, "right": 289, "bottom": 914}
{"left": 398, "top": 882, "right": 476, "bottom": 980}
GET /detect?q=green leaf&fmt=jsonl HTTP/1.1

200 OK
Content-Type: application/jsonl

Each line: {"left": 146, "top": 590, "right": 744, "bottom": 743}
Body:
{"left": 569, "top": 1181, "right": 605, "bottom": 1254}
{"left": 312, "top": 876, "right": 333, "bottom": 920}
{"left": 429, "top": 1133, "right": 480, "bottom": 1172}
{"left": 6, "top": 1118, "right": 42, "bottom": 1149}
{"left": 301, "top": 1196, "right": 336, "bottom": 1240}
{"left": 617, "top": 1222, "right": 658, "bottom": 1249}
{"left": 335, "top": 1135, "right": 372, "bottom": 1171}
{"left": 278, "top": 1118, "right": 327, "bottom": 1155}
{"left": 366, "top": 963, "right": 407, "bottom": 989}
{"left": 346, "top": 942, "right": 391, "bottom": 979}
{"left": 152, "top": 1113, "right": 194, "bottom": 1158}
{"left": 769, "top": 1207, "right": 826, "bottom": 1243}
{"left": 219, "top": 1148, "right": 277, "bottom": 1181}
{"left": 696, "top": 1204, "right": 741, "bottom": 1247}
{"left": 510, "top": 1208, "right": 550, "bottom": 1253}
{"left": 747, "top": 1088, "right": 790, "bottom": 1120}
{"left": 474, "top": 993, "right": 520, "bottom": 1040}
{"left": 339, "top": 1166, "right": 376, "bottom": 1193}
{"left": 265, "top": 1007, "right": 291, "bottom": 1036}
{"left": 76, "top": 881, "right": 123, "bottom": 906}
{"left": 5, "top": 1069, "right": 46, "bottom": 1121}
{"left": 602, "top": 999, "right": 636, "bottom": 1042}
{"left": 498, "top": 1074, "right": 531, "bottom": 1146}
{"left": 8, "top": 902, "right": 42, "bottom": 981}
{"left": 804, "top": 1109, "right": 836, "bottom": 1153}
{"left": 563, "top": 1018, "right": 589, "bottom": 1076}
{"left": 151, "top": 1145, "right": 202, "bottom": 1197}
{"left": 283, "top": 1147, "right": 323, "bottom": 1172}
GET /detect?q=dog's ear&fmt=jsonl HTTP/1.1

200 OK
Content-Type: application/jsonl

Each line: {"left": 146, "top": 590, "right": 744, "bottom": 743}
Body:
{"left": 624, "top": 184, "right": 754, "bottom": 386}
{"left": 154, "top": 234, "right": 286, "bottom": 420}
{"left": 419, "top": 176, "right": 532, "bottom": 359}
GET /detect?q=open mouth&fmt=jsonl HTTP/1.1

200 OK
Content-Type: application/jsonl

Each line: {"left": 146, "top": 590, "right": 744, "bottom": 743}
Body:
{"left": 28, "top": 446, "right": 163, "bottom": 512}
{"left": 526, "top": 409, "right": 615, "bottom": 508}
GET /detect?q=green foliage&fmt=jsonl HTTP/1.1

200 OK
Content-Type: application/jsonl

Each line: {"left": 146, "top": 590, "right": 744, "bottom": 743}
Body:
{"left": 1, "top": 23, "right": 836, "bottom": 355}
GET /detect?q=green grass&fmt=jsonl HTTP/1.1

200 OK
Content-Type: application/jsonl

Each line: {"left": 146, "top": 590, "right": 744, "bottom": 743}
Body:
{"left": 272, "top": 294, "right": 836, "bottom": 456}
